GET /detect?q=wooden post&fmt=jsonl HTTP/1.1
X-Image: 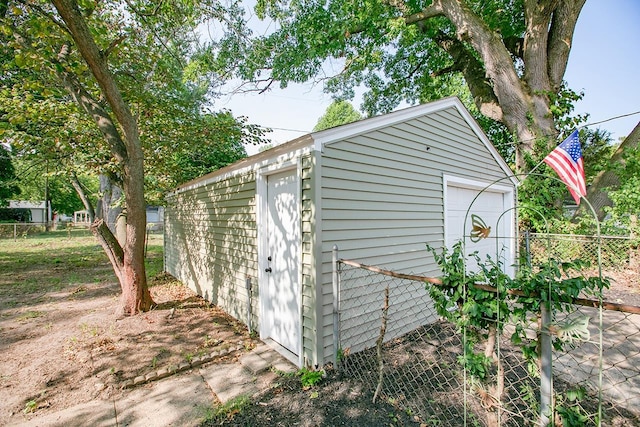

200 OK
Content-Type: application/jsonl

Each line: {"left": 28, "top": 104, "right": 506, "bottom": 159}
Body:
{"left": 373, "top": 286, "right": 389, "bottom": 403}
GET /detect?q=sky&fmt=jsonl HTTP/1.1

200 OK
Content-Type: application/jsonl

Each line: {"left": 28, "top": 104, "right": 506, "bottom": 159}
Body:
{"left": 219, "top": 2, "right": 640, "bottom": 156}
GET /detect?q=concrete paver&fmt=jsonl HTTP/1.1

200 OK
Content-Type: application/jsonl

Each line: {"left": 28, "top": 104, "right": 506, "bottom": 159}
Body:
{"left": 7, "top": 343, "right": 296, "bottom": 427}
{"left": 200, "top": 363, "right": 259, "bottom": 404}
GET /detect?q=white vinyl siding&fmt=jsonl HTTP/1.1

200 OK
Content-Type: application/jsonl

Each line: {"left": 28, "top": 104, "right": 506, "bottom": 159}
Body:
{"left": 164, "top": 173, "right": 258, "bottom": 325}
{"left": 318, "top": 107, "right": 512, "bottom": 362}
{"left": 162, "top": 99, "right": 516, "bottom": 367}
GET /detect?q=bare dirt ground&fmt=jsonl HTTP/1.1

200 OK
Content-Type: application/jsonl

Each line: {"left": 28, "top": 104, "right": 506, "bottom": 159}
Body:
{"left": 0, "top": 233, "right": 418, "bottom": 427}
{"left": 599, "top": 268, "right": 640, "bottom": 307}
{"left": 0, "top": 233, "right": 253, "bottom": 425}
{"left": 1, "top": 232, "right": 638, "bottom": 427}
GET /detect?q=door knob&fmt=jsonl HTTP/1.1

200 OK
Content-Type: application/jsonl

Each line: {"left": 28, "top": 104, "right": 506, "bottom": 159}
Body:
{"left": 265, "top": 267, "right": 272, "bottom": 273}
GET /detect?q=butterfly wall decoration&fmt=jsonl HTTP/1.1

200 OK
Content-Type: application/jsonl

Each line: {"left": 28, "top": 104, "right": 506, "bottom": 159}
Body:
{"left": 470, "top": 214, "right": 491, "bottom": 242}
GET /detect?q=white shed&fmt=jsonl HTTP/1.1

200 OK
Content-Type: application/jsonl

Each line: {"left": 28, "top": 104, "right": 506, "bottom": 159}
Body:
{"left": 164, "top": 97, "right": 517, "bottom": 367}
{"left": 9, "top": 200, "right": 49, "bottom": 223}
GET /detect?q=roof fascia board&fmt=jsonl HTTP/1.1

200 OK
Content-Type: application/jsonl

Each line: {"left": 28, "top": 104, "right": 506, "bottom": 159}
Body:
{"left": 169, "top": 138, "right": 313, "bottom": 196}
{"left": 311, "top": 97, "right": 461, "bottom": 149}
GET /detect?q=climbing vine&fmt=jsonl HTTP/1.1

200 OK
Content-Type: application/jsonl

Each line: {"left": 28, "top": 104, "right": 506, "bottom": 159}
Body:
{"left": 426, "top": 241, "right": 610, "bottom": 425}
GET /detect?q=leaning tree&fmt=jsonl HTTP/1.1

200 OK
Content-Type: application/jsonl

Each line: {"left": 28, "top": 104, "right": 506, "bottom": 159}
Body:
{"left": 1, "top": 0, "right": 254, "bottom": 315}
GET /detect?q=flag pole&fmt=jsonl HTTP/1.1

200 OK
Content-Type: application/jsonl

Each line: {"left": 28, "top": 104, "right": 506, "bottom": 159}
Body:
{"left": 527, "top": 157, "right": 547, "bottom": 177}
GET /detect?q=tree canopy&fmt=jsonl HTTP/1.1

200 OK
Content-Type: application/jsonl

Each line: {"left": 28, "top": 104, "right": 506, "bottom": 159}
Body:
{"left": 0, "top": 145, "right": 20, "bottom": 206}
{"left": 0, "top": 0, "right": 262, "bottom": 314}
{"left": 213, "top": 0, "right": 639, "bottom": 225}
{"left": 313, "top": 100, "right": 363, "bottom": 131}
{"left": 0, "top": 1, "right": 265, "bottom": 208}
{"left": 215, "top": 0, "right": 586, "bottom": 172}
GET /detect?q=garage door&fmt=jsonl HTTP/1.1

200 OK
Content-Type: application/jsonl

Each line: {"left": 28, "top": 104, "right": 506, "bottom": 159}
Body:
{"left": 445, "top": 178, "right": 515, "bottom": 275}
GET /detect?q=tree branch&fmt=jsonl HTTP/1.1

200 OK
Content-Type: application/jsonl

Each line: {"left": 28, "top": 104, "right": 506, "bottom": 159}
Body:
{"left": 522, "top": 0, "right": 556, "bottom": 91}
{"left": 103, "top": 33, "right": 128, "bottom": 59}
{"left": 547, "top": 0, "right": 585, "bottom": 91}
{"left": 52, "top": 0, "right": 141, "bottom": 156}
{"left": 403, "top": 2, "right": 444, "bottom": 26}
{"left": 435, "top": 33, "right": 503, "bottom": 122}
{"left": 55, "top": 45, "right": 129, "bottom": 162}
{"left": 91, "top": 218, "right": 125, "bottom": 277}
{"left": 70, "top": 171, "right": 96, "bottom": 221}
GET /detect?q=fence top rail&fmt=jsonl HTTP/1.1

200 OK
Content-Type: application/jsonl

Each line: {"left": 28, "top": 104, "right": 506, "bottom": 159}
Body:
{"left": 338, "top": 259, "right": 640, "bottom": 315}
{"left": 338, "top": 259, "right": 443, "bottom": 285}
{"left": 527, "top": 232, "right": 632, "bottom": 240}
{"left": 0, "top": 222, "right": 47, "bottom": 225}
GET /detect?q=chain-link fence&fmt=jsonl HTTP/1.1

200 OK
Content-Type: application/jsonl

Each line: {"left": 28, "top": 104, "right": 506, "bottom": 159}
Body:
{"left": 524, "top": 233, "right": 635, "bottom": 270}
{"left": 0, "top": 222, "right": 47, "bottom": 240}
{"left": 335, "top": 257, "right": 640, "bottom": 426}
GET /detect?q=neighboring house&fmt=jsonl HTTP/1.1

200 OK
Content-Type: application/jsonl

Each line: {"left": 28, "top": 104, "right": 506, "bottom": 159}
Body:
{"left": 164, "top": 97, "right": 517, "bottom": 368}
{"left": 73, "top": 210, "right": 91, "bottom": 226}
{"left": 146, "top": 206, "right": 164, "bottom": 230}
{"left": 8, "top": 201, "right": 49, "bottom": 223}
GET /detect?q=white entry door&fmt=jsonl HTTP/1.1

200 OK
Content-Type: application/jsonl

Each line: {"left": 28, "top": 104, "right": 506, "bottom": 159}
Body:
{"left": 262, "top": 169, "right": 301, "bottom": 356}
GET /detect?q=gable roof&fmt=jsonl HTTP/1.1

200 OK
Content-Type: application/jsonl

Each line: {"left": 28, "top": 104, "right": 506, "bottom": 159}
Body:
{"left": 9, "top": 200, "right": 47, "bottom": 209}
{"left": 173, "top": 97, "right": 516, "bottom": 193}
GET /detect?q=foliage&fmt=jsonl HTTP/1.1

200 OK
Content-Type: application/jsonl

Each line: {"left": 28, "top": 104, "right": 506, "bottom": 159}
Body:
{"left": 518, "top": 128, "right": 616, "bottom": 232}
{"left": 0, "top": 145, "right": 20, "bottom": 206}
{"left": 427, "top": 241, "right": 609, "bottom": 418}
{"left": 313, "top": 100, "right": 363, "bottom": 132}
{"left": 605, "top": 145, "right": 640, "bottom": 228}
{"left": 297, "top": 367, "right": 324, "bottom": 388}
{"left": 427, "top": 242, "right": 509, "bottom": 379}
{"left": 0, "top": 2, "right": 266, "bottom": 208}
{"left": 143, "top": 110, "right": 264, "bottom": 204}
{"left": 215, "top": 0, "right": 592, "bottom": 172}
{"left": 12, "top": 157, "right": 97, "bottom": 215}
{"left": 554, "top": 387, "right": 591, "bottom": 427}
{"left": 204, "top": 395, "right": 251, "bottom": 424}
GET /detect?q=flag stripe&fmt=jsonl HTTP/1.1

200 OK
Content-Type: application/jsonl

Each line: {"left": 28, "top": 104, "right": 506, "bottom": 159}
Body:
{"left": 543, "top": 130, "right": 587, "bottom": 205}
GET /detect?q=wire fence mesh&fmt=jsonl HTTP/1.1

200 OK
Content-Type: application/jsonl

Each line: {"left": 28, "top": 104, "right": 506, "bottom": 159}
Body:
{"left": 335, "top": 252, "right": 640, "bottom": 426}
{"left": 0, "top": 223, "right": 48, "bottom": 239}
{"left": 524, "top": 233, "right": 635, "bottom": 270}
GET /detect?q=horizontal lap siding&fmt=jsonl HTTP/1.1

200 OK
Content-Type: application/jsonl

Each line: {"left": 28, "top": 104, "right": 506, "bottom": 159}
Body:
{"left": 320, "top": 107, "right": 512, "bottom": 362}
{"left": 165, "top": 173, "right": 258, "bottom": 326}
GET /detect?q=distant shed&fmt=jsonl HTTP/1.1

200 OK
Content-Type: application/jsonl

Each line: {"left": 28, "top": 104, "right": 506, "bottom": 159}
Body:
{"left": 164, "top": 97, "right": 517, "bottom": 367}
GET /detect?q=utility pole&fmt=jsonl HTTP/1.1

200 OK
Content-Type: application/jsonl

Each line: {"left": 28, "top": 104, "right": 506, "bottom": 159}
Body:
{"left": 44, "top": 160, "right": 50, "bottom": 232}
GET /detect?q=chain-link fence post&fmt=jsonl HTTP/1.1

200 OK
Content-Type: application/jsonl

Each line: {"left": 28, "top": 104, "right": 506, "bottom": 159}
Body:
{"left": 540, "top": 302, "right": 553, "bottom": 426}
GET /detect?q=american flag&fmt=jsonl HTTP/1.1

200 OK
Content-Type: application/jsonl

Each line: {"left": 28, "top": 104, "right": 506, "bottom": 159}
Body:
{"left": 543, "top": 130, "right": 587, "bottom": 205}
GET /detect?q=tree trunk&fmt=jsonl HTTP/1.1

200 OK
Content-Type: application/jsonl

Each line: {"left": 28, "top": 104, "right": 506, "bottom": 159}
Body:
{"left": 52, "top": 0, "right": 153, "bottom": 315}
{"left": 70, "top": 172, "right": 95, "bottom": 222}
{"left": 97, "top": 174, "right": 123, "bottom": 233}
{"left": 423, "top": 0, "right": 576, "bottom": 173}
{"left": 575, "top": 121, "right": 640, "bottom": 221}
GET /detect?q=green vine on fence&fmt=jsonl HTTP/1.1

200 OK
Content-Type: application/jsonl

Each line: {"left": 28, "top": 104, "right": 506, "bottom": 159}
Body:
{"left": 426, "top": 241, "right": 610, "bottom": 425}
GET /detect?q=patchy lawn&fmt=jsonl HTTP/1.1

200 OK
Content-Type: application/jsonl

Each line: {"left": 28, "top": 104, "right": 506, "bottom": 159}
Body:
{"left": 0, "top": 230, "right": 252, "bottom": 424}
